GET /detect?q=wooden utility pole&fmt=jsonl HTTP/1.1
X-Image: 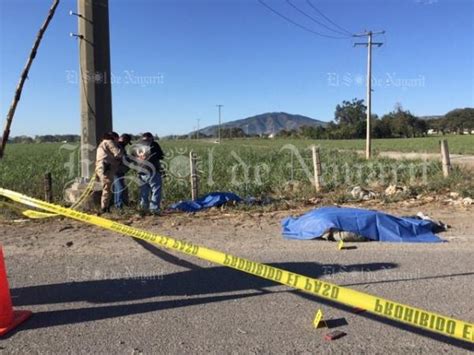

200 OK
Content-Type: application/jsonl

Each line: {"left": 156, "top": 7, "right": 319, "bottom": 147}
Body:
{"left": 312, "top": 146, "right": 322, "bottom": 192}
{"left": 354, "top": 30, "right": 384, "bottom": 160}
{"left": 216, "top": 104, "right": 223, "bottom": 143}
{"left": 190, "top": 151, "right": 199, "bottom": 200}
{"left": 44, "top": 172, "right": 53, "bottom": 202}
{"left": 440, "top": 139, "right": 451, "bottom": 178}
{"left": 75, "top": 0, "right": 113, "bottom": 178}
{"left": 0, "top": 0, "right": 60, "bottom": 159}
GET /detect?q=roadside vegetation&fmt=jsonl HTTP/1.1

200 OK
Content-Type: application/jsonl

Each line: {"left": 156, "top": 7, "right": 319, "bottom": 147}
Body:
{"left": 0, "top": 138, "right": 472, "bottom": 212}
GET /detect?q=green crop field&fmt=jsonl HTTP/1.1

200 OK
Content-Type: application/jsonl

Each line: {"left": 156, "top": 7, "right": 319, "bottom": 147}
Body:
{"left": 263, "top": 135, "right": 473, "bottom": 155}
{"left": 0, "top": 136, "right": 472, "bottom": 208}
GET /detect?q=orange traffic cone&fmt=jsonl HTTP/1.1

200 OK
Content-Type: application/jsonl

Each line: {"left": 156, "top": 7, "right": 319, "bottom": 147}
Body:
{"left": 0, "top": 247, "right": 32, "bottom": 336}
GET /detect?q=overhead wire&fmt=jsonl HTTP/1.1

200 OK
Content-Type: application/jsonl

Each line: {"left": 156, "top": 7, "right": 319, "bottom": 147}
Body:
{"left": 305, "top": 0, "right": 354, "bottom": 36}
{"left": 285, "top": 0, "right": 352, "bottom": 37}
{"left": 257, "top": 0, "right": 350, "bottom": 40}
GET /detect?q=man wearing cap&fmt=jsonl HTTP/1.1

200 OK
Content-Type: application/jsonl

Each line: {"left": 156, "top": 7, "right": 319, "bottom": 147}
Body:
{"left": 113, "top": 133, "right": 132, "bottom": 209}
{"left": 135, "top": 132, "right": 165, "bottom": 215}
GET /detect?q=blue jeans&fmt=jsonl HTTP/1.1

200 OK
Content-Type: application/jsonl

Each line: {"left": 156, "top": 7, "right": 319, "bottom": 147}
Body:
{"left": 113, "top": 173, "right": 128, "bottom": 209}
{"left": 138, "top": 173, "right": 162, "bottom": 212}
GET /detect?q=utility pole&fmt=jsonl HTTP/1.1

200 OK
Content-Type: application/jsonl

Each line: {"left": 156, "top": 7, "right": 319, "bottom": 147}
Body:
{"left": 354, "top": 30, "right": 384, "bottom": 160}
{"left": 64, "top": 0, "right": 113, "bottom": 204}
{"left": 216, "top": 104, "right": 223, "bottom": 143}
{"left": 196, "top": 118, "right": 200, "bottom": 139}
{"left": 76, "top": 0, "right": 113, "bottom": 178}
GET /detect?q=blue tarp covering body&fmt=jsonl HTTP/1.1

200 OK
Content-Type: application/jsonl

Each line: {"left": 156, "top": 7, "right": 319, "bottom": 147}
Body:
{"left": 282, "top": 207, "right": 442, "bottom": 243}
{"left": 170, "top": 192, "right": 242, "bottom": 213}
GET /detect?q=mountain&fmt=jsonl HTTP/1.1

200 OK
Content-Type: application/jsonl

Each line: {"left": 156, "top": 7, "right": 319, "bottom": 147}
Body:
{"left": 420, "top": 115, "right": 444, "bottom": 120}
{"left": 193, "top": 112, "right": 327, "bottom": 137}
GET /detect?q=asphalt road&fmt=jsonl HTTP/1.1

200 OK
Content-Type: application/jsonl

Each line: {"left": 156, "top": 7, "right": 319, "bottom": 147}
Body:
{"left": 0, "top": 205, "right": 473, "bottom": 354}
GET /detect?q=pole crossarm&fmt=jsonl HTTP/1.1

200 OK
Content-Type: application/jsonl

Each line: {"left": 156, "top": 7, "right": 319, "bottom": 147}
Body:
{"left": 354, "top": 42, "right": 383, "bottom": 47}
{"left": 353, "top": 30, "right": 385, "bottom": 37}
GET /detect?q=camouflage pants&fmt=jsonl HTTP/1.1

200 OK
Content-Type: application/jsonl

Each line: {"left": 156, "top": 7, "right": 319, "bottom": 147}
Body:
{"left": 96, "top": 167, "right": 115, "bottom": 209}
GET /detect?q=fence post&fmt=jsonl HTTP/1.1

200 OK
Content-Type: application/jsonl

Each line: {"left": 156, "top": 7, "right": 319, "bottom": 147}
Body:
{"left": 44, "top": 172, "right": 53, "bottom": 202}
{"left": 312, "top": 146, "right": 322, "bottom": 192}
{"left": 190, "top": 151, "right": 199, "bottom": 200}
{"left": 440, "top": 139, "right": 451, "bottom": 178}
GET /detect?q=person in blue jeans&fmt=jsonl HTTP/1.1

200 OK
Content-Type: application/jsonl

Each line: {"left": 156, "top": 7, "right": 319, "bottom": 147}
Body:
{"left": 138, "top": 171, "right": 162, "bottom": 213}
{"left": 136, "top": 132, "right": 165, "bottom": 215}
{"left": 113, "top": 134, "right": 132, "bottom": 209}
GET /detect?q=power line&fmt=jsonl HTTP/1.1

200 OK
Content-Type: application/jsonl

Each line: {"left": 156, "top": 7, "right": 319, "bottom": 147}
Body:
{"left": 306, "top": 0, "right": 354, "bottom": 36}
{"left": 257, "top": 0, "right": 349, "bottom": 39}
{"left": 286, "top": 0, "right": 351, "bottom": 37}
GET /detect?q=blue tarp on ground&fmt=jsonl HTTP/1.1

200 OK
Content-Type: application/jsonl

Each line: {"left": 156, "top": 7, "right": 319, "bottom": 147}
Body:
{"left": 282, "top": 207, "right": 443, "bottom": 243}
{"left": 170, "top": 192, "right": 242, "bottom": 213}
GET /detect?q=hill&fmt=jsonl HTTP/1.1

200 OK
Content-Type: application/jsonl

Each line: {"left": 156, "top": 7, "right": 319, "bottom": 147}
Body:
{"left": 193, "top": 112, "right": 327, "bottom": 137}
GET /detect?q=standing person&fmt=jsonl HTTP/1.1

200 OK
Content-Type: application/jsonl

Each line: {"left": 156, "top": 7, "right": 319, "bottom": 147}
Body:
{"left": 136, "top": 132, "right": 164, "bottom": 215}
{"left": 95, "top": 131, "right": 122, "bottom": 214}
{"left": 113, "top": 133, "right": 132, "bottom": 209}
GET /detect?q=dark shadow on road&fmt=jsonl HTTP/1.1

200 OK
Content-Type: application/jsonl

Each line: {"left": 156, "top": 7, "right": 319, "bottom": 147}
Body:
{"left": 324, "top": 318, "right": 348, "bottom": 329}
{"left": 342, "top": 271, "right": 474, "bottom": 287}
{"left": 133, "top": 238, "right": 201, "bottom": 270}
{"left": 4, "top": 292, "right": 265, "bottom": 338}
{"left": 11, "top": 262, "right": 395, "bottom": 306}
{"left": 340, "top": 246, "right": 357, "bottom": 250}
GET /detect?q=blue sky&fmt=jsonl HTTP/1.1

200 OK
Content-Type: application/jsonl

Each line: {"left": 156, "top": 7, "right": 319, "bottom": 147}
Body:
{"left": 1, "top": 0, "right": 473, "bottom": 137}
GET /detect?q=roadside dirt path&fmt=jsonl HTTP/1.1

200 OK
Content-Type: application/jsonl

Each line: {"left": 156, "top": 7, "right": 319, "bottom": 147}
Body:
{"left": 378, "top": 151, "right": 474, "bottom": 169}
{"left": 354, "top": 150, "right": 474, "bottom": 169}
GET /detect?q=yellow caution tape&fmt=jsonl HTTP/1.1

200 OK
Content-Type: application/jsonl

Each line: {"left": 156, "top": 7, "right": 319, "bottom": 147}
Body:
{"left": 22, "top": 210, "right": 57, "bottom": 219}
{"left": 22, "top": 178, "right": 95, "bottom": 219}
{"left": 0, "top": 187, "right": 472, "bottom": 343}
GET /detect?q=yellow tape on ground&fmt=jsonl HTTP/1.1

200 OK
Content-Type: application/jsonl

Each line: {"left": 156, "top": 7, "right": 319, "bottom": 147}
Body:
{"left": 22, "top": 210, "right": 57, "bottom": 219}
{"left": 0, "top": 187, "right": 472, "bottom": 343}
{"left": 0, "top": 201, "right": 55, "bottom": 220}
{"left": 22, "top": 178, "right": 95, "bottom": 219}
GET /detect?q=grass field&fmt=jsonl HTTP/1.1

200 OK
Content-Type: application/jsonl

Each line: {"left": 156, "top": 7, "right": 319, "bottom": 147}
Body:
{"left": 0, "top": 136, "right": 472, "bottom": 207}
{"left": 158, "top": 134, "right": 474, "bottom": 155}
{"left": 254, "top": 135, "right": 474, "bottom": 155}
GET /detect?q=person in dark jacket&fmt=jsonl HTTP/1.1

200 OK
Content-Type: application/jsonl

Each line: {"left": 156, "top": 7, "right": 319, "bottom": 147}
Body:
{"left": 113, "top": 133, "right": 132, "bottom": 209}
{"left": 136, "top": 132, "right": 164, "bottom": 214}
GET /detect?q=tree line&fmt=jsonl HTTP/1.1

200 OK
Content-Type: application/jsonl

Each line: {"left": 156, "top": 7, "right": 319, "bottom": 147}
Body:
{"left": 8, "top": 102, "right": 473, "bottom": 143}
{"left": 8, "top": 134, "right": 81, "bottom": 144}
{"left": 278, "top": 100, "right": 473, "bottom": 139}
{"left": 8, "top": 133, "right": 156, "bottom": 144}
{"left": 427, "top": 108, "right": 474, "bottom": 134}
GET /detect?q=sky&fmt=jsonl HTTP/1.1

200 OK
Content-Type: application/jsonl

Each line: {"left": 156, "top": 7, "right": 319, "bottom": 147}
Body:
{"left": 0, "top": 0, "right": 473, "bottom": 137}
